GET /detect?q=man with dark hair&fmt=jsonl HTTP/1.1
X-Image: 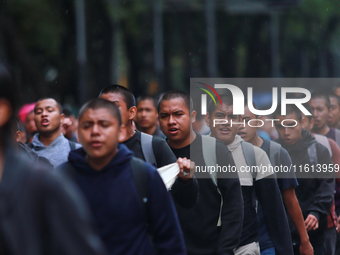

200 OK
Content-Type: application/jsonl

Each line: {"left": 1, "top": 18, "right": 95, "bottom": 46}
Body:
{"left": 99, "top": 85, "right": 198, "bottom": 209}
{"left": 58, "top": 98, "right": 186, "bottom": 255}
{"left": 136, "top": 95, "right": 165, "bottom": 138}
{"left": 158, "top": 90, "right": 244, "bottom": 255}
{"left": 273, "top": 104, "right": 334, "bottom": 255}
{"left": 206, "top": 92, "right": 292, "bottom": 255}
{"left": 238, "top": 104, "right": 313, "bottom": 255}
{"left": 309, "top": 92, "right": 340, "bottom": 148}
{"left": 328, "top": 94, "right": 340, "bottom": 130}
{"left": 0, "top": 62, "right": 107, "bottom": 255}
{"left": 31, "top": 98, "right": 81, "bottom": 168}
{"left": 62, "top": 107, "right": 78, "bottom": 142}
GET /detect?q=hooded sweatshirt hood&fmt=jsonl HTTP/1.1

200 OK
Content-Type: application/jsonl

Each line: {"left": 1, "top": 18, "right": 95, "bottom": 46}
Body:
{"left": 68, "top": 143, "right": 134, "bottom": 173}
{"left": 277, "top": 129, "right": 316, "bottom": 153}
{"left": 226, "top": 134, "right": 243, "bottom": 152}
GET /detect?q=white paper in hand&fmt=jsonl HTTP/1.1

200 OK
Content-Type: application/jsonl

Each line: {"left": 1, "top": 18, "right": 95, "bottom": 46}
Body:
{"left": 157, "top": 163, "right": 180, "bottom": 190}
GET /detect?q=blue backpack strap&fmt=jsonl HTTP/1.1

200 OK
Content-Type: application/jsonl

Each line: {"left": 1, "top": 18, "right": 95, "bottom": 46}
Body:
{"left": 141, "top": 132, "right": 157, "bottom": 167}
{"left": 130, "top": 157, "right": 150, "bottom": 229}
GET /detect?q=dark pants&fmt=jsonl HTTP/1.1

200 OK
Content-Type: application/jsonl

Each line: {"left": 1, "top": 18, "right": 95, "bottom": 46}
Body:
{"left": 324, "top": 227, "right": 337, "bottom": 255}
{"left": 293, "top": 232, "right": 325, "bottom": 255}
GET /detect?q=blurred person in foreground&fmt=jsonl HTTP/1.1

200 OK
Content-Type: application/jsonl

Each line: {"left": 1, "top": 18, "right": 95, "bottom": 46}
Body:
{"left": 0, "top": 62, "right": 107, "bottom": 255}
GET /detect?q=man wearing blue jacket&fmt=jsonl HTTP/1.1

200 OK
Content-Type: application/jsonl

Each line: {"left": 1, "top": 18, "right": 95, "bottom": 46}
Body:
{"left": 58, "top": 98, "right": 186, "bottom": 255}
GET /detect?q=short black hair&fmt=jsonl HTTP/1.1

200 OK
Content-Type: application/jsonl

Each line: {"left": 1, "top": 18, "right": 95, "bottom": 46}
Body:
{"left": 207, "top": 91, "right": 233, "bottom": 116}
{"left": 78, "top": 98, "right": 122, "bottom": 126}
{"left": 34, "top": 98, "right": 63, "bottom": 114}
{"left": 137, "top": 95, "right": 157, "bottom": 109}
{"left": 311, "top": 92, "right": 331, "bottom": 109}
{"left": 99, "top": 84, "right": 136, "bottom": 109}
{"left": 273, "top": 104, "right": 302, "bottom": 123}
{"left": 329, "top": 94, "right": 340, "bottom": 108}
{"left": 62, "top": 107, "right": 75, "bottom": 118}
{"left": 157, "top": 90, "right": 193, "bottom": 113}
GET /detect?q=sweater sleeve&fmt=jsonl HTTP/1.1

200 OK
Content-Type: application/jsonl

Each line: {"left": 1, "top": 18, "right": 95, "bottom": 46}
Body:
{"left": 307, "top": 144, "right": 335, "bottom": 220}
{"left": 216, "top": 142, "right": 244, "bottom": 255}
{"left": 254, "top": 150, "right": 293, "bottom": 255}
{"left": 146, "top": 164, "right": 187, "bottom": 255}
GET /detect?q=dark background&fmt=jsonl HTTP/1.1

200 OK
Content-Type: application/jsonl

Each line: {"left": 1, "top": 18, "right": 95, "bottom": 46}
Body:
{"left": 1, "top": 0, "right": 339, "bottom": 109}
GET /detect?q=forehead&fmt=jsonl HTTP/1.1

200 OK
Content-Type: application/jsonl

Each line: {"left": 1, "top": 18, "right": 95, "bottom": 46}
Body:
{"left": 243, "top": 106, "right": 256, "bottom": 118}
{"left": 80, "top": 108, "right": 116, "bottom": 122}
{"left": 100, "top": 93, "right": 125, "bottom": 105}
{"left": 276, "top": 112, "right": 299, "bottom": 122}
{"left": 212, "top": 103, "right": 233, "bottom": 115}
{"left": 137, "top": 99, "right": 155, "bottom": 108}
{"left": 160, "top": 98, "right": 188, "bottom": 112}
{"left": 330, "top": 97, "right": 339, "bottom": 106}
{"left": 35, "top": 99, "right": 57, "bottom": 108}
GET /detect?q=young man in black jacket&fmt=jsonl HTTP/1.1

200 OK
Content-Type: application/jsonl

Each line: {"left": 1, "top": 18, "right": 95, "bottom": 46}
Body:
{"left": 158, "top": 90, "right": 243, "bottom": 255}
{"left": 274, "top": 104, "right": 334, "bottom": 255}
{"left": 99, "top": 85, "right": 198, "bottom": 208}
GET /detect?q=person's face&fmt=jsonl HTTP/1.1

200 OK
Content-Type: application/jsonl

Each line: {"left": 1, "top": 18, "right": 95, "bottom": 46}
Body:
{"left": 334, "top": 88, "right": 340, "bottom": 97}
{"left": 238, "top": 106, "right": 259, "bottom": 142}
{"left": 78, "top": 108, "right": 123, "bottom": 161}
{"left": 308, "top": 98, "right": 329, "bottom": 131}
{"left": 136, "top": 99, "right": 158, "bottom": 129}
{"left": 25, "top": 111, "right": 37, "bottom": 134}
{"left": 206, "top": 103, "right": 240, "bottom": 145}
{"left": 275, "top": 113, "right": 303, "bottom": 146}
{"left": 328, "top": 97, "right": 340, "bottom": 127}
{"left": 34, "top": 99, "right": 64, "bottom": 135}
{"left": 159, "top": 98, "right": 195, "bottom": 147}
{"left": 100, "top": 93, "right": 134, "bottom": 127}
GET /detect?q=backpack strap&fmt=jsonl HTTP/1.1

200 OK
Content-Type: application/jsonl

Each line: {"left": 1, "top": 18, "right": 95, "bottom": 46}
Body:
{"left": 69, "top": 140, "right": 77, "bottom": 151}
{"left": 241, "top": 141, "right": 258, "bottom": 209}
{"left": 314, "top": 134, "right": 332, "bottom": 157}
{"left": 335, "top": 129, "right": 340, "bottom": 148}
{"left": 202, "top": 135, "right": 223, "bottom": 226}
{"left": 269, "top": 141, "right": 281, "bottom": 168}
{"left": 201, "top": 135, "right": 217, "bottom": 185}
{"left": 307, "top": 143, "right": 318, "bottom": 166}
{"left": 27, "top": 143, "right": 34, "bottom": 149}
{"left": 130, "top": 157, "right": 150, "bottom": 229}
{"left": 241, "top": 141, "right": 256, "bottom": 179}
{"left": 141, "top": 132, "right": 157, "bottom": 167}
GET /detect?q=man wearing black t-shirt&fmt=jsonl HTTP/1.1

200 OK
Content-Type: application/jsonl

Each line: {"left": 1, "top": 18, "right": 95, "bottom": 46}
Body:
{"left": 158, "top": 90, "right": 243, "bottom": 255}
{"left": 99, "top": 85, "right": 198, "bottom": 208}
